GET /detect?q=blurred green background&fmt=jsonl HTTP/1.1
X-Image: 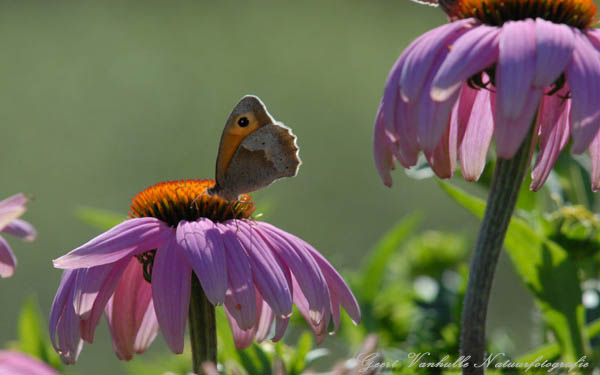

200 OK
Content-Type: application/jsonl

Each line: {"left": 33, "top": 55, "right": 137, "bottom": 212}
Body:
{"left": 0, "top": 1, "right": 539, "bottom": 374}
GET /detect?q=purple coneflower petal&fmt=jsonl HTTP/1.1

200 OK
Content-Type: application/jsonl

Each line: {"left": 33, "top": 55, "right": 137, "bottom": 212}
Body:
{"left": 48, "top": 270, "right": 83, "bottom": 364}
{"left": 425, "top": 118, "right": 457, "bottom": 179}
{"left": 0, "top": 351, "right": 58, "bottom": 375}
{"left": 401, "top": 19, "right": 474, "bottom": 102}
{"left": 0, "top": 236, "right": 16, "bottom": 278}
{"left": 0, "top": 194, "right": 27, "bottom": 231}
{"left": 254, "top": 293, "right": 273, "bottom": 342}
{"left": 105, "top": 259, "right": 158, "bottom": 360}
{"left": 291, "top": 276, "right": 328, "bottom": 343}
{"left": 228, "top": 220, "right": 293, "bottom": 319}
{"left": 457, "top": 87, "right": 494, "bottom": 181}
{"left": 431, "top": 24, "right": 500, "bottom": 101}
{"left": 1, "top": 220, "right": 36, "bottom": 242}
{"left": 220, "top": 228, "right": 257, "bottom": 330}
{"left": 495, "top": 88, "right": 542, "bottom": 158}
{"left": 392, "top": 95, "right": 420, "bottom": 167}
{"left": 177, "top": 219, "right": 227, "bottom": 305}
{"left": 255, "top": 222, "right": 331, "bottom": 326}
{"left": 566, "top": 31, "right": 600, "bottom": 153}
{"left": 225, "top": 306, "right": 256, "bottom": 350}
{"left": 531, "top": 89, "right": 571, "bottom": 190}
{"left": 152, "top": 236, "right": 192, "bottom": 354}
{"left": 496, "top": 20, "right": 537, "bottom": 121}
{"left": 74, "top": 262, "right": 122, "bottom": 320}
{"left": 590, "top": 132, "right": 600, "bottom": 192}
{"left": 373, "top": 108, "right": 396, "bottom": 187}
{"left": 534, "top": 19, "right": 575, "bottom": 87}
{"left": 585, "top": 28, "right": 600, "bottom": 50}
{"left": 53, "top": 218, "right": 171, "bottom": 269}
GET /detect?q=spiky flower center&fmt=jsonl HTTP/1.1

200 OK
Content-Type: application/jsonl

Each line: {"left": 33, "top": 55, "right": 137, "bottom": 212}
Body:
{"left": 450, "top": 0, "right": 597, "bottom": 28}
{"left": 130, "top": 179, "right": 255, "bottom": 282}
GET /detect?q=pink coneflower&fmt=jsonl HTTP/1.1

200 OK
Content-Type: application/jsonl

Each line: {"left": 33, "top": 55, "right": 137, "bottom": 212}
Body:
{"left": 0, "top": 193, "right": 36, "bottom": 278}
{"left": 50, "top": 180, "right": 360, "bottom": 365}
{"left": 374, "top": 0, "right": 600, "bottom": 190}
{"left": 0, "top": 351, "right": 58, "bottom": 375}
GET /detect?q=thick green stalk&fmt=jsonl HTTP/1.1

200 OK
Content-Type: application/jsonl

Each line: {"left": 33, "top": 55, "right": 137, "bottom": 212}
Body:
{"left": 461, "top": 130, "right": 535, "bottom": 375}
{"left": 189, "top": 275, "right": 217, "bottom": 375}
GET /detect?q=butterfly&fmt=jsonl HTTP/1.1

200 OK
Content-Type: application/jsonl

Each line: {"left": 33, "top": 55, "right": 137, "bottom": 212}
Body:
{"left": 207, "top": 95, "right": 301, "bottom": 201}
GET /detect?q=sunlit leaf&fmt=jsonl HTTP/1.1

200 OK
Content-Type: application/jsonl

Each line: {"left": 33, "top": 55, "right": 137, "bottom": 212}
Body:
{"left": 75, "top": 206, "right": 127, "bottom": 230}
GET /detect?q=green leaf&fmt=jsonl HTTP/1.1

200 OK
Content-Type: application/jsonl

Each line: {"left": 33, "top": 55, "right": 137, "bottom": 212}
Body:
{"left": 17, "top": 297, "right": 62, "bottom": 370}
{"left": 360, "top": 213, "right": 421, "bottom": 301}
{"left": 75, "top": 206, "right": 127, "bottom": 230}
{"left": 288, "top": 332, "right": 313, "bottom": 375}
{"left": 439, "top": 181, "right": 586, "bottom": 361}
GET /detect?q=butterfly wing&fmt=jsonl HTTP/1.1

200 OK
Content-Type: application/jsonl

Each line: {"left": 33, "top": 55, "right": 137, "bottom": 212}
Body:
{"left": 217, "top": 123, "right": 301, "bottom": 200}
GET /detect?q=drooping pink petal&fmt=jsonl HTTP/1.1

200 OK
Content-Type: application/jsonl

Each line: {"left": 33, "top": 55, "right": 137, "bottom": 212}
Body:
{"left": 566, "top": 31, "right": 600, "bottom": 153}
{"left": 590, "top": 130, "right": 600, "bottom": 192}
{"left": 78, "top": 258, "right": 131, "bottom": 343}
{"left": 392, "top": 95, "right": 420, "bottom": 167}
{"left": 227, "top": 220, "right": 293, "bottom": 319}
{"left": 293, "top": 238, "right": 360, "bottom": 325}
{"left": 73, "top": 261, "right": 125, "bottom": 320}
{"left": 400, "top": 19, "right": 474, "bottom": 102}
{"left": 254, "top": 292, "right": 272, "bottom": 342}
{"left": 105, "top": 258, "right": 158, "bottom": 360}
{"left": 225, "top": 305, "right": 256, "bottom": 350}
{"left": 534, "top": 19, "right": 575, "bottom": 87}
{"left": 431, "top": 24, "right": 501, "bottom": 101}
{"left": 291, "top": 275, "right": 328, "bottom": 344}
{"left": 458, "top": 87, "right": 494, "bottom": 181}
{"left": 53, "top": 218, "right": 172, "bottom": 269}
{"left": 531, "top": 90, "right": 571, "bottom": 191}
{"left": 0, "top": 194, "right": 27, "bottom": 231}
{"left": 0, "top": 236, "right": 16, "bottom": 278}
{"left": 0, "top": 351, "right": 58, "bottom": 375}
{"left": 176, "top": 219, "right": 227, "bottom": 305}
{"left": 272, "top": 316, "right": 290, "bottom": 342}
{"left": 494, "top": 88, "right": 543, "bottom": 158}
{"left": 255, "top": 222, "right": 331, "bottom": 326}
{"left": 48, "top": 270, "right": 83, "bottom": 364}
{"left": 424, "top": 117, "right": 457, "bottom": 179}
{"left": 496, "top": 19, "right": 537, "bottom": 121}
{"left": 373, "top": 107, "right": 397, "bottom": 187}
{"left": 152, "top": 236, "right": 192, "bottom": 354}
{"left": 1, "top": 220, "right": 36, "bottom": 242}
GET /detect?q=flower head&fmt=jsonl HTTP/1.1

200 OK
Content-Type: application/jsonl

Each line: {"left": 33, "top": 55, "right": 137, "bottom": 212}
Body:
{"left": 374, "top": 0, "right": 600, "bottom": 190}
{"left": 0, "top": 193, "right": 36, "bottom": 278}
{"left": 50, "top": 180, "right": 360, "bottom": 363}
{"left": 0, "top": 350, "right": 58, "bottom": 375}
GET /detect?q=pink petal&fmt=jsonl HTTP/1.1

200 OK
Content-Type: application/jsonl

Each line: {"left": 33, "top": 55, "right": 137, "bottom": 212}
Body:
{"left": 48, "top": 270, "right": 83, "bottom": 364}
{"left": 424, "top": 117, "right": 457, "bottom": 179}
{"left": 392, "top": 95, "right": 420, "bottom": 167}
{"left": 53, "top": 218, "right": 172, "bottom": 269}
{"left": 565, "top": 31, "right": 600, "bottom": 153}
{"left": 227, "top": 220, "right": 293, "bottom": 319}
{"left": 255, "top": 222, "right": 331, "bottom": 326}
{"left": 0, "top": 351, "right": 58, "bottom": 375}
{"left": 534, "top": 19, "right": 575, "bottom": 87}
{"left": 587, "top": 28, "right": 600, "bottom": 50}
{"left": 220, "top": 226, "right": 257, "bottom": 330}
{"left": 291, "top": 276, "right": 328, "bottom": 344}
{"left": 496, "top": 19, "right": 537, "bottom": 120}
{"left": 373, "top": 106, "right": 397, "bottom": 187}
{"left": 431, "top": 25, "right": 501, "bottom": 101}
{"left": 254, "top": 292, "right": 273, "bottom": 342}
{"left": 530, "top": 90, "right": 571, "bottom": 191}
{"left": 152, "top": 236, "right": 192, "bottom": 354}
{"left": 494, "top": 87, "right": 542, "bottom": 158}
{"left": 78, "top": 258, "right": 130, "bottom": 343}
{"left": 49, "top": 270, "right": 77, "bottom": 352}
{"left": 225, "top": 305, "right": 256, "bottom": 350}
{"left": 0, "top": 194, "right": 27, "bottom": 231}
{"left": 0, "top": 236, "right": 16, "bottom": 278}
{"left": 458, "top": 87, "right": 494, "bottom": 180}
{"left": 400, "top": 19, "right": 474, "bottom": 102}
{"left": 591, "top": 132, "right": 600, "bottom": 192}
{"left": 106, "top": 258, "right": 158, "bottom": 360}
{"left": 272, "top": 315, "right": 290, "bottom": 342}
{"left": 1, "top": 220, "right": 36, "bottom": 242}
{"left": 176, "top": 219, "right": 227, "bottom": 305}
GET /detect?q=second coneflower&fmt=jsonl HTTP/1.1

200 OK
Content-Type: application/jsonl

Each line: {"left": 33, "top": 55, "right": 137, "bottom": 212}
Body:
{"left": 49, "top": 180, "right": 360, "bottom": 369}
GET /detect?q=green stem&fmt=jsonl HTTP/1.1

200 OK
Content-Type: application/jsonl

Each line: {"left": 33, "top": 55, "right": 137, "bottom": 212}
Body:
{"left": 460, "top": 130, "right": 535, "bottom": 375}
{"left": 189, "top": 275, "right": 217, "bottom": 375}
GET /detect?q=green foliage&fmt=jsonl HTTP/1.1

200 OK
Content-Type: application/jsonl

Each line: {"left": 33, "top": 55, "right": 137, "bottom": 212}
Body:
{"left": 13, "top": 297, "right": 62, "bottom": 371}
{"left": 75, "top": 206, "right": 127, "bottom": 230}
{"left": 440, "top": 181, "right": 587, "bottom": 362}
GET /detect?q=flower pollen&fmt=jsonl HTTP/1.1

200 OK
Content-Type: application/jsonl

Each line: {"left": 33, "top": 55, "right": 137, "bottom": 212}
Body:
{"left": 129, "top": 179, "right": 255, "bottom": 226}
{"left": 454, "top": 0, "right": 597, "bottom": 28}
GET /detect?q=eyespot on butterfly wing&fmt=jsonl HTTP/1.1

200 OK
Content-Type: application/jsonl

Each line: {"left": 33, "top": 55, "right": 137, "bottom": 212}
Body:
{"left": 208, "top": 95, "right": 301, "bottom": 201}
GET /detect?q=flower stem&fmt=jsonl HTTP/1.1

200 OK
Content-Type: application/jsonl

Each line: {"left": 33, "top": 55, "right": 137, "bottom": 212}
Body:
{"left": 189, "top": 275, "right": 217, "bottom": 375}
{"left": 460, "top": 130, "right": 535, "bottom": 374}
